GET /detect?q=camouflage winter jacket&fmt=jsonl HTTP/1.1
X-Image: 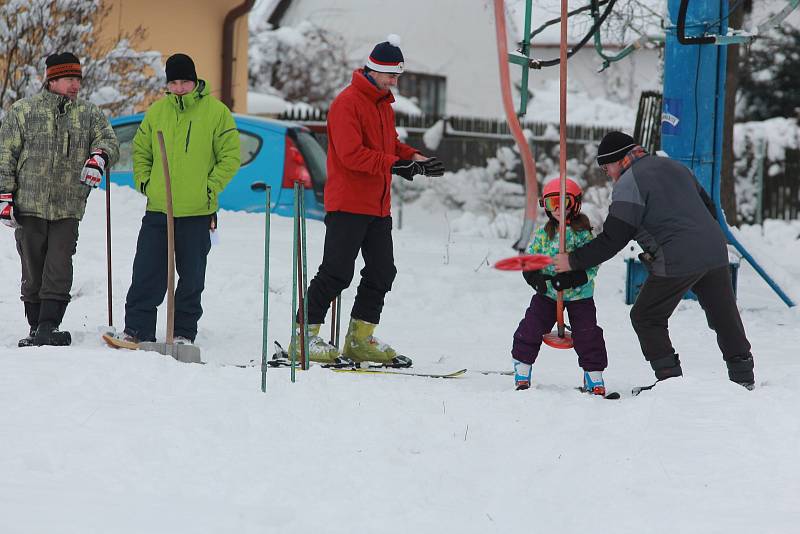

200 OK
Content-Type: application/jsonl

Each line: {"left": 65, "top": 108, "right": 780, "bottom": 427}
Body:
{"left": 0, "top": 90, "right": 119, "bottom": 220}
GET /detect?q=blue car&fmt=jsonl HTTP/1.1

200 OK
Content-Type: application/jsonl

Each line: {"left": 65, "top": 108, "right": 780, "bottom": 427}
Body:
{"left": 107, "top": 113, "right": 327, "bottom": 220}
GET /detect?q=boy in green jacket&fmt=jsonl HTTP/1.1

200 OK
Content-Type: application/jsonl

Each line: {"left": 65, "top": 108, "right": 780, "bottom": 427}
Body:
{"left": 113, "top": 54, "right": 240, "bottom": 346}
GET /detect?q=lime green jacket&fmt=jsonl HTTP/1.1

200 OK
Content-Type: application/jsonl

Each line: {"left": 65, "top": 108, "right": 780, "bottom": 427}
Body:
{"left": 0, "top": 90, "right": 119, "bottom": 220}
{"left": 133, "top": 80, "right": 240, "bottom": 216}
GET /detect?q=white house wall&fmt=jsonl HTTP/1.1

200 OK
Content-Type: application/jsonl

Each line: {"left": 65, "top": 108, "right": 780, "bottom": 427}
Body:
{"left": 273, "top": 0, "right": 663, "bottom": 121}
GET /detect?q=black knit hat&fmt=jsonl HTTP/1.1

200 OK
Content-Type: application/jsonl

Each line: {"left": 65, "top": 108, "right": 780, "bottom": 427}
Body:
{"left": 45, "top": 52, "right": 82, "bottom": 81}
{"left": 596, "top": 131, "right": 637, "bottom": 165}
{"left": 165, "top": 53, "right": 197, "bottom": 83}
{"left": 366, "top": 34, "right": 404, "bottom": 73}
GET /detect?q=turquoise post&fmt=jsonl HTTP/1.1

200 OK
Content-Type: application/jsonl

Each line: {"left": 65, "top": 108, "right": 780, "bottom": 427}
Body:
{"left": 261, "top": 186, "right": 271, "bottom": 392}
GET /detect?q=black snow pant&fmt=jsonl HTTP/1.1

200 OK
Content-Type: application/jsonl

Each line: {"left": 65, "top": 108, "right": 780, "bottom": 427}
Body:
{"left": 14, "top": 215, "right": 79, "bottom": 328}
{"left": 124, "top": 211, "right": 212, "bottom": 342}
{"left": 304, "top": 211, "right": 397, "bottom": 325}
{"left": 630, "top": 264, "right": 754, "bottom": 383}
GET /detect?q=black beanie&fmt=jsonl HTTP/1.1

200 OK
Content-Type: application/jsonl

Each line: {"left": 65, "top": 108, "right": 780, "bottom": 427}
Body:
{"left": 596, "top": 131, "right": 637, "bottom": 165}
{"left": 45, "top": 52, "right": 82, "bottom": 81}
{"left": 165, "top": 53, "right": 197, "bottom": 83}
{"left": 366, "top": 34, "right": 404, "bottom": 73}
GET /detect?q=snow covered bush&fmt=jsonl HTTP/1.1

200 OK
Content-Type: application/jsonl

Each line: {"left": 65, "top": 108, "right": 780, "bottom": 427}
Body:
{"left": 733, "top": 118, "right": 800, "bottom": 223}
{"left": 0, "top": 0, "right": 162, "bottom": 119}
{"left": 393, "top": 142, "right": 612, "bottom": 239}
{"left": 738, "top": 24, "right": 800, "bottom": 121}
{"left": 249, "top": 19, "right": 351, "bottom": 109}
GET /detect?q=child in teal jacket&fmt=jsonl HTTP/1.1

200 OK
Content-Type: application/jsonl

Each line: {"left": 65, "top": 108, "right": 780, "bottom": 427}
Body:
{"left": 512, "top": 178, "right": 609, "bottom": 395}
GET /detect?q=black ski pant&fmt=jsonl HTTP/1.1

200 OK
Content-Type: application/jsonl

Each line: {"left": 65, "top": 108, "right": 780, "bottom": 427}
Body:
{"left": 304, "top": 211, "right": 397, "bottom": 325}
{"left": 14, "top": 215, "right": 79, "bottom": 306}
{"left": 124, "top": 211, "right": 212, "bottom": 342}
{"left": 630, "top": 264, "right": 752, "bottom": 374}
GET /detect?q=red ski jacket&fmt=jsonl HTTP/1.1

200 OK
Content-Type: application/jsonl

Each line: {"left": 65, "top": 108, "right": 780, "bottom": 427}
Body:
{"left": 324, "top": 69, "right": 418, "bottom": 217}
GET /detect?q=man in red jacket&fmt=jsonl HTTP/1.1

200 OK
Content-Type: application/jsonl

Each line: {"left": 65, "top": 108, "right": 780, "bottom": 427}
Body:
{"left": 293, "top": 35, "right": 444, "bottom": 367}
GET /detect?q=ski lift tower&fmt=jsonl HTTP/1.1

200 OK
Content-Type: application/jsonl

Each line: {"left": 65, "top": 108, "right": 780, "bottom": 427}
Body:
{"left": 662, "top": 0, "right": 797, "bottom": 306}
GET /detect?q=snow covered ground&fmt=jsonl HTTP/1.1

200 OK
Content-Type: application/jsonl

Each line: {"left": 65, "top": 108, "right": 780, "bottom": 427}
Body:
{"left": 2, "top": 184, "right": 799, "bottom": 533}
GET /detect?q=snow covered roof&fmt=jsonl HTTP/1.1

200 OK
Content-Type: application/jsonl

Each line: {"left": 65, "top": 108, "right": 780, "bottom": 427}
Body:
{"left": 247, "top": 91, "right": 289, "bottom": 115}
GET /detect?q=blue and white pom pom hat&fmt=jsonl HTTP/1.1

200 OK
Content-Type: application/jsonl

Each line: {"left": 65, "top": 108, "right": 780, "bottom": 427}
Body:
{"left": 366, "top": 34, "right": 404, "bottom": 73}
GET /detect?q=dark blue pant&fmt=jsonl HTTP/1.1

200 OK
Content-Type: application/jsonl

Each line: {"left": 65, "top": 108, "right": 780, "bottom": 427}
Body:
{"left": 124, "top": 212, "right": 212, "bottom": 342}
{"left": 305, "top": 212, "right": 397, "bottom": 325}
{"left": 512, "top": 294, "right": 608, "bottom": 372}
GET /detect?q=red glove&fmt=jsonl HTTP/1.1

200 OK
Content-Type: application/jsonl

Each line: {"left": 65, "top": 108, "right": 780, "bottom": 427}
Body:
{"left": 80, "top": 150, "right": 108, "bottom": 188}
{"left": 0, "top": 192, "right": 18, "bottom": 228}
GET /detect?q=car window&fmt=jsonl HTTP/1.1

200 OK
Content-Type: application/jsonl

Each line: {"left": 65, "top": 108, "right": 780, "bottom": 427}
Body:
{"left": 111, "top": 123, "right": 139, "bottom": 172}
{"left": 240, "top": 130, "right": 261, "bottom": 166}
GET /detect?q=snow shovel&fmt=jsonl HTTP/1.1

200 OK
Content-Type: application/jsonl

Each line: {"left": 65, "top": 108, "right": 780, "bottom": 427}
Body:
{"left": 138, "top": 131, "right": 202, "bottom": 364}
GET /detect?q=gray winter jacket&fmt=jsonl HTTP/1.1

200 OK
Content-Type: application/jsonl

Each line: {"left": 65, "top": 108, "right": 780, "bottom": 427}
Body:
{"left": 569, "top": 155, "right": 728, "bottom": 277}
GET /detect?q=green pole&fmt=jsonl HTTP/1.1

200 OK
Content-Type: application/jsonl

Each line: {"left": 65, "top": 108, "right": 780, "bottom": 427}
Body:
{"left": 518, "top": 0, "right": 533, "bottom": 116}
{"left": 298, "top": 183, "right": 310, "bottom": 370}
{"left": 290, "top": 182, "right": 300, "bottom": 382}
{"left": 334, "top": 294, "right": 342, "bottom": 348}
{"left": 261, "top": 186, "right": 271, "bottom": 393}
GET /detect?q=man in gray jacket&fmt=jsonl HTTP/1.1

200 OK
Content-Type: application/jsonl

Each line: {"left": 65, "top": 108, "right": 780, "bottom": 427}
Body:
{"left": 0, "top": 52, "right": 119, "bottom": 346}
{"left": 554, "top": 131, "right": 754, "bottom": 390}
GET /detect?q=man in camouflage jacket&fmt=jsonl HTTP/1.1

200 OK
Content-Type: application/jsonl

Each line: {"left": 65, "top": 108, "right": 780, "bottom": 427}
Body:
{"left": 0, "top": 52, "right": 119, "bottom": 347}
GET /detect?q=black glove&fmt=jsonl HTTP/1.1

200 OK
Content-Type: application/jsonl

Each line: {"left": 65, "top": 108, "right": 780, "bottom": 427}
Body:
{"left": 419, "top": 157, "right": 445, "bottom": 177}
{"left": 551, "top": 270, "right": 589, "bottom": 291}
{"left": 391, "top": 159, "right": 424, "bottom": 181}
{"left": 522, "top": 270, "right": 551, "bottom": 293}
{"left": 392, "top": 157, "right": 446, "bottom": 181}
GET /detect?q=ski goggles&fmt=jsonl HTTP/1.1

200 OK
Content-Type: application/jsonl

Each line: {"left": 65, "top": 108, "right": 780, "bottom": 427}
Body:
{"left": 540, "top": 194, "right": 576, "bottom": 212}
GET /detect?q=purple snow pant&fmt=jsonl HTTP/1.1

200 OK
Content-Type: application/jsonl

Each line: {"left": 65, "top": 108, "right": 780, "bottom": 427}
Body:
{"left": 512, "top": 294, "right": 608, "bottom": 372}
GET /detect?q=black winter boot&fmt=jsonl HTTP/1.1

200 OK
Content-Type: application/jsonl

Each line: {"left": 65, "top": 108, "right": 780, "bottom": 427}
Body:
{"left": 649, "top": 353, "right": 683, "bottom": 381}
{"left": 33, "top": 300, "right": 72, "bottom": 347}
{"left": 725, "top": 353, "right": 755, "bottom": 390}
{"left": 18, "top": 302, "right": 41, "bottom": 347}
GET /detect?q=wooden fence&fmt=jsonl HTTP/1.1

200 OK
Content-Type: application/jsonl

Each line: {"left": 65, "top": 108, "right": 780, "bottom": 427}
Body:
{"left": 279, "top": 108, "right": 615, "bottom": 181}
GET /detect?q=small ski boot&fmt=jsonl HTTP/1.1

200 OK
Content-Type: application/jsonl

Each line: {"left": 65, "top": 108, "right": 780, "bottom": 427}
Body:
{"left": 582, "top": 370, "right": 606, "bottom": 396}
{"left": 287, "top": 324, "right": 352, "bottom": 366}
{"left": 513, "top": 359, "right": 532, "bottom": 390}
{"left": 342, "top": 318, "right": 412, "bottom": 368}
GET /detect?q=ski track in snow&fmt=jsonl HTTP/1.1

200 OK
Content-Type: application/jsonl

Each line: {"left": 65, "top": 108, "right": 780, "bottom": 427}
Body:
{"left": 1, "top": 185, "right": 799, "bottom": 533}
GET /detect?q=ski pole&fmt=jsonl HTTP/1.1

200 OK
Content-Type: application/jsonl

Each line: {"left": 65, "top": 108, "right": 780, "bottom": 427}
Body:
{"left": 249, "top": 183, "right": 271, "bottom": 393}
{"left": 299, "top": 183, "right": 309, "bottom": 370}
{"left": 290, "top": 184, "right": 300, "bottom": 383}
{"left": 330, "top": 294, "right": 342, "bottom": 347}
{"left": 330, "top": 296, "right": 337, "bottom": 346}
{"left": 334, "top": 294, "right": 342, "bottom": 348}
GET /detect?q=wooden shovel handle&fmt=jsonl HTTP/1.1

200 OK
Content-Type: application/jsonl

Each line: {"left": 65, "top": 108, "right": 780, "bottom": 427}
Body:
{"left": 156, "top": 131, "right": 176, "bottom": 344}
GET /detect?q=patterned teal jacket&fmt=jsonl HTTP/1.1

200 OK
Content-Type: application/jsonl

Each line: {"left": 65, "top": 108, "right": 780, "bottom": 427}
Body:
{"left": 0, "top": 90, "right": 119, "bottom": 220}
{"left": 528, "top": 225, "right": 599, "bottom": 301}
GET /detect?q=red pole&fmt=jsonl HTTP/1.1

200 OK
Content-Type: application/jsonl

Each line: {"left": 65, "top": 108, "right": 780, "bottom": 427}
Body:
{"left": 556, "top": 0, "right": 569, "bottom": 338}
{"left": 106, "top": 165, "right": 113, "bottom": 327}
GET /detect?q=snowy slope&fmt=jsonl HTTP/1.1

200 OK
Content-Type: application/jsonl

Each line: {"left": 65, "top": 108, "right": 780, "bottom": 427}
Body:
{"left": 1, "top": 185, "right": 800, "bottom": 533}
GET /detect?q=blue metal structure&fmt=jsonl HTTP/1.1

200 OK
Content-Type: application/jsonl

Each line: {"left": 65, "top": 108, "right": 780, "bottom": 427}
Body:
{"left": 107, "top": 113, "right": 327, "bottom": 221}
{"left": 662, "top": 0, "right": 795, "bottom": 307}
